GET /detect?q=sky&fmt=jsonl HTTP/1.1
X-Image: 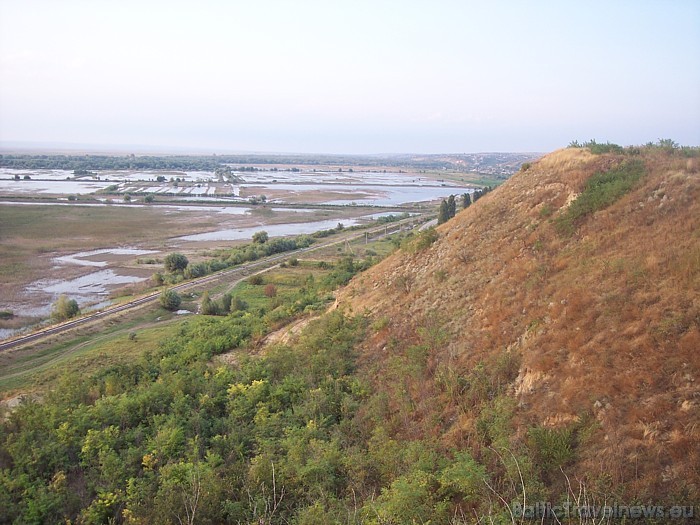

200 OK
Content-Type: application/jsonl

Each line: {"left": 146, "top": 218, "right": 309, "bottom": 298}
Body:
{"left": 0, "top": 0, "right": 699, "bottom": 154}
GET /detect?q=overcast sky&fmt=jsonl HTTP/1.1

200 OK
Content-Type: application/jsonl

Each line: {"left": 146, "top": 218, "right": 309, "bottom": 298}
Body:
{"left": 1, "top": 0, "right": 698, "bottom": 154}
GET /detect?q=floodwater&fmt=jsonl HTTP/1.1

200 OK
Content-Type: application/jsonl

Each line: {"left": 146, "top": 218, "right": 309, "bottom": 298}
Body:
{"left": 24, "top": 270, "right": 147, "bottom": 317}
{"left": 1, "top": 168, "right": 472, "bottom": 206}
{"left": 241, "top": 183, "right": 473, "bottom": 206}
{"left": 0, "top": 179, "right": 114, "bottom": 194}
{"left": 0, "top": 247, "right": 155, "bottom": 339}
{"left": 54, "top": 248, "right": 159, "bottom": 268}
{"left": 177, "top": 212, "right": 402, "bottom": 242}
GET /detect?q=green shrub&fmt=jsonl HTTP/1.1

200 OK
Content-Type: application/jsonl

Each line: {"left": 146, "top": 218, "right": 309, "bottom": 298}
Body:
{"left": 51, "top": 295, "right": 80, "bottom": 322}
{"left": 159, "top": 289, "right": 182, "bottom": 311}
{"left": 248, "top": 274, "right": 264, "bottom": 285}
{"left": 528, "top": 426, "right": 575, "bottom": 475}
{"left": 554, "top": 160, "right": 645, "bottom": 236}
{"left": 402, "top": 228, "right": 438, "bottom": 253}
{"left": 570, "top": 139, "right": 624, "bottom": 154}
{"left": 164, "top": 253, "right": 189, "bottom": 273}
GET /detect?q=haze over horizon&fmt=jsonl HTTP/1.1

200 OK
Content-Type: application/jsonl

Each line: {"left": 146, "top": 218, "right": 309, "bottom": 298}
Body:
{"left": 1, "top": 0, "right": 699, "bottom": 155}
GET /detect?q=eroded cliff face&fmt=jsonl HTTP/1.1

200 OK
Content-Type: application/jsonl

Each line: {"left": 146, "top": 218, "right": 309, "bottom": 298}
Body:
{"left": 339, "top": 147, "right": 700, "bottom": 498}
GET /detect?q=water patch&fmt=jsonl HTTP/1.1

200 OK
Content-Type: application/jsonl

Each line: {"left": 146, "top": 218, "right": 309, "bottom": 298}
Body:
{"left": 177, "top": 215, "right": 379, "bottom": 242}
{"left": 0, "top": 328, "right": 19, "bottom": 340}
{"left": 54, "top": 248, "right": 158, "bottom": 267}
{"left": 0, "top": 179, "right": 114, "bottom": 194}
{"left": 239, "top": 183, "right": 474, "bottom": 206}
{"left": 27, "top": 270, "right": 146, "bottom": 298}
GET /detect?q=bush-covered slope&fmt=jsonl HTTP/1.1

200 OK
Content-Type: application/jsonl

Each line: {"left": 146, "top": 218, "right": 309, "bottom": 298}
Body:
{"left": 340, "top": 146, "right": 700, "bottom": 503}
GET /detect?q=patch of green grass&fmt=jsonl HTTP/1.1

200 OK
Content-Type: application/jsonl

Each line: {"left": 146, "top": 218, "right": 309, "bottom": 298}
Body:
{"left": 554, "top": 160, "right": 645, "bottom": 236}
{"left": 0, "top": 319, "right": 184, "bottom": 394}
{"left": 402, "top": 228, "right": 439, "bottom": 253}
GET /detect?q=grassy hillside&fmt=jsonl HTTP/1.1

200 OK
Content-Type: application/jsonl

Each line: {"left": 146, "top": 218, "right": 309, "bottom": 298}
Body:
{"left": 340, "top": 145, "right": 699, "bottom": 504}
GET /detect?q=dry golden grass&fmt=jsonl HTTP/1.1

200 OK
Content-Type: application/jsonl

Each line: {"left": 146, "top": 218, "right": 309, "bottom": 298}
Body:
{"left": 339, "top": 147, "right": 700, "bottom": 500}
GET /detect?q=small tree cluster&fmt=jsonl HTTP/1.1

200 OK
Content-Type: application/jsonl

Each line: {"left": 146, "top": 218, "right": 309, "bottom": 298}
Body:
{"left": 164, "top": 253, "right": 189, "bottom": 273}
{"left": 437, "top": 195, "right": 457, "bottom": 224}
{"left": 51, "top": 295, "right": 80, "bottom": 322}
{"left": 200, "top": 291, "right": 247, "bottom": 316}
{"left": 472, "top": 186, "right": 492, "bottom": 203}
{"left": 159, "top": 289, "right": 182, "bottom": 311}
{"left": 252, "top": 231, "right": 269, "bottom": 244}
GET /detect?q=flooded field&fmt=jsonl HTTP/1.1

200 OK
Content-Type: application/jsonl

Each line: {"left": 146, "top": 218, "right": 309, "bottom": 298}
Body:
{"left": 0, "top": 196, "right": 417, "bottom": 339}
{"left": 177, "top": 211, "right": 398, "bottom": 242}
{"left": 0, "top": 162, "right": 470, "bottom": 339}
{"left": 0, "top": 167, "right": 472, "bottom": 205}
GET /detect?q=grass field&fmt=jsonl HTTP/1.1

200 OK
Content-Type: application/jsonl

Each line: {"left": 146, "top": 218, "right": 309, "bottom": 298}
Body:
{"left": 0, "top": 312, "right": 185, "bottom": 394}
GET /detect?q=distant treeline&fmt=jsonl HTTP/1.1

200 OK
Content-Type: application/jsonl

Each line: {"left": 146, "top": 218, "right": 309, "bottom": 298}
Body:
{"left": 0, "top": 152, "right": 534, "bottom": 172}
{"left": 0, "top": 154, "right": 221, "bottom": 171}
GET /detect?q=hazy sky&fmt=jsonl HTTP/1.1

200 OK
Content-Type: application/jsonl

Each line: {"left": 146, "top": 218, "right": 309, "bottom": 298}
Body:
{"left": 1, "top": 0, "right": 698, "bottom": 154}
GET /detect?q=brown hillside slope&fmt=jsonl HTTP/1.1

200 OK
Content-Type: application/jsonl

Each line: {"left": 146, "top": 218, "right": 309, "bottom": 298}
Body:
{"left": 339, "top": 147, "right": 699, "bottom": 500}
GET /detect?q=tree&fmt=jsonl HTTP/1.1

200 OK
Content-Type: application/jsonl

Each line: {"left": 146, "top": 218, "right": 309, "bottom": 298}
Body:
{"left": 123, "top": 194, "right": 132, "bottom": 202}
{"left": 164, "top": 253, "right": 189, "bottom": 273}
{"left": 200, "top": 292, "right": 217, "bottom": 315}
{"left": 160, "top": 289, "right": 182, "bottom": 311}
{"left": 51, "top": 294, "right": 80, "bottom": 322}
{"left": 220, "top": 293, "right": 233, "bottom": 313}
{"left": 252, "top": 231, "right": 269, "bottom": 244}
{"left": 264, "top": 284, "right": 277, "bottom": 298}
{"left": 461, "top": 193, "right": 471, "bottom": 209}
{"left": 230, "top": 296, "right": 247, "bottom": 312}
{"left": 144, "top": 194, "right": 155, "bottom": 203}
{"left": 447, "top": 195, "right": 456, "bottom": 219}
{"left": 437, "top": 200, "right": 449, "bottom": 225}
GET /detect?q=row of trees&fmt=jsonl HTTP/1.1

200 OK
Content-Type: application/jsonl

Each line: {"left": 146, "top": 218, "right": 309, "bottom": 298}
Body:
{"left": 437, "top": 187, "right": 492, "bottom": 224}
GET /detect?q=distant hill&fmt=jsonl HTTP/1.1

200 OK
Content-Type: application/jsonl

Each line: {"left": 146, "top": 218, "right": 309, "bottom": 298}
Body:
{"left": 339, "top": 145, "right": 699, "bottom": 503}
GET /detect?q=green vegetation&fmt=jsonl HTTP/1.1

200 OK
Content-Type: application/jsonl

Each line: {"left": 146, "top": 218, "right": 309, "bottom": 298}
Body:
{"left": 568, "top": 138, "right": 700, "bottom": 157}
{"left": 461, "top": 192, "right": 471, "bottom": 209}
{"left": 163, "top": 253, "right": 189, "bottom": 273}
{"left": 568, "top": 139, "right": 625, "bottom": 154}
{"left": 159, "top": 289, "right": 182, "bottom": 311}
{"left": 554, "top": 159, "right": 645, "bottom": 236}
{"left": 170, "top": 235, "right": 317, "bottom": 287}
{"left": 402, "top": 227, "right": 439, "bottom": 253}
{"left": 50, "top": 295, "right": 80, "bottom": 322}
{"left": 252, "top": 230, "right": 269, "bottom": 244}
{"left": 437, "top": 195, "right": 457, "bottom": 224}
